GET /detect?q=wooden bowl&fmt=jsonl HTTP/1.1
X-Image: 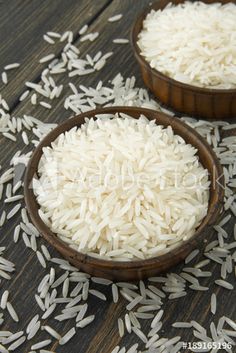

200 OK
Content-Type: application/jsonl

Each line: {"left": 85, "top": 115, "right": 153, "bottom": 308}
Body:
{"left": 131, "top": 0, "right": 236, "bottom": 121}
{"left": 24, "top": 107, "right": 224, "bottom": 281}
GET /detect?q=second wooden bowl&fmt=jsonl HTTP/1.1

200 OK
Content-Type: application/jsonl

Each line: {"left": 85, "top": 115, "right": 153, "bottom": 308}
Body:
{"left": 24, "top": 107, "right": 224, "bottom": 281}
{"left": 131, "top": 0, "right": 236, "bottom": 121}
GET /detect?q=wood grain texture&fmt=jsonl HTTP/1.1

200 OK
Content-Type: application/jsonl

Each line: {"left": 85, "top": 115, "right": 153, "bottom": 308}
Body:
{"left": 0, "top": 1, "right": 235, "bottom": 352}
{"left": 0, "top": 0, "right": 111, "bottom": 107}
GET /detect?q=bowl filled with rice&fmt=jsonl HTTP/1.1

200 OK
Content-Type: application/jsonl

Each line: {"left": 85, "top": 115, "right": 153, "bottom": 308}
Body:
{"left": 131, "top": 0, "right": 236, "bottom": 120}
{"left": 24, "top": 107, "right": 224, "bottom": 280}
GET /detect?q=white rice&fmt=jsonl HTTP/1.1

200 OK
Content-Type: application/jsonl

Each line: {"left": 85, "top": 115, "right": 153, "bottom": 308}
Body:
{"left": 43, "top": 35, "right": 55, "bottom": 44}
{"left": 76, "top": 315, "right": 95, "bottom": 328}
{"left": 13, "top": 181, "right": 22, "bottom": 194}
{"left": 80, "top": 32, "right": 99, "bottom": 42}
{"left": 108, "top": 14, "right": 123, "bottom": 22}
{"left": 0, "top": 211, "right": 6, "bottom": 227}
{"left": 0, "top": 290, "right": 9, "bottom": 310}
{"left": 225, "top": 317, "right": 236, "bottom": 331}
{"left": 41, "top": 245, "right": 51, "bottom": 260}
{"left": 51, "top": 271, "right": 68, "bottom": 288}
{"left": 6, "top": 302, "right": 19, "bottom": 322}
{"left": 211, "top": 293, "right": 217, "bottom": 314}
{"left": 89, "top": 289, "right": 106, "bottom": 301}
{"left": 42, "top": 325, "right": 61, "bottom": 340}
{"left": 91, "top": 277, "right": 112, "bottom": 285}
{"left": 118, "top": 318, "right": 124, "bottom": 337}
{"left": 70, "top": 283, "right": 83, "bottom": 299}
{"left": 47, "top": 31, "right": 61, "bottom": 38}
{"left": 1, "top": 98, "right": 9, "bottom": 110}
{"left": 82, "top": 281, "right": 89, "bottom": 301}
{"left": 215, "top": 279, "right": 234, "bottom": 290}
{"left": 111, "top": 347, "right": 120, "bottom": 353}
{"left": 22, "top": 131, "right": 29, "bottom": 145}
{"left": 79, "top": 24, "right": 88, "bottom": 35}
{"left": 127, "top": 343, "right": 138, "bottom": 353}
{"left": 1, "top": 72, "right": 8, "bottom": 85}
{"left": 8, "top": 336, "right": 26, "bottom": 351}
{"left": 2, "top": 331, "right": 24, "bottom": 345}
{"left": 33, "top": 115, "right": 209, "bottom": 260}
{"left": 3, "top": 133, "right": 16, "bottom": 142}
{"left": 185, "top": 249, "right": 200, "bottom": 264}
{"left": 4, "top": 63, "right": 20, "bottom": 70}
{"left": 38, "top": 274, "right": 49, "bottom": 292}
{"left": 31, "top": 339, "right": 52, "bottom": 350}
{"left": 0, "top": 269, "right": 11, "bottom": 280}
{"left": 36, "top": 251, "right": 47, "bottom": 268}
{"left": 113, "top": 39, "right": 129, "bottom": 44}
{"left": 41, "top": 303, "right": 56, "bottom": 319}
{"left": 40, "top": 101, "right": 52, "bottom": 109}
{"left": 26, "top": 314, "right": 39, "bottom": 334}
{"left": 5, "top": 195, "right": 23, "bottom": 203}
{"left": 0, "top": 331, "right": 12, "bottom": 337}
{"left": 19, "top": 90, "right": 30, "bottom": 101}
{"left": 94, "top": 59, "right": 106, "bottom": 71}
{"left": 137, "top": 1, "right": 236, "bottom": 88}
{"left": 112, "top": 284, "right": 119, "bottom": 303}
{"left": 126, "top": 296, "right": 143, "bottom": 311}
{"left": 31, "top": 93, "right": 37, "bottom": 105}
{"left": 129, "top": 312, "right": 140, "bottom": 329}
{"left": 151, "top": 309, "right": 164, "bottom": 328}
{"left": 125, "top": 313, "right": 132, "bottom": 333}
{"left": 75, "top": 303, "right": 87, "bottom": 322}
{"left": 62, "top": 278, "right": 69, "bottom": 297}
{"left": 172, "top": 322, "right": 192, "bottom": 328}
{"left": 39, "top": 54, "right": 55, "bottom": 63}
{"left": 189, "top": 284, "right": 209, "bottom": 291}
{"left": 132, "top": 326, "right": 147, "bottom": 343}
{"left": 35, "top": 294, "right": 45, "bottom": 311}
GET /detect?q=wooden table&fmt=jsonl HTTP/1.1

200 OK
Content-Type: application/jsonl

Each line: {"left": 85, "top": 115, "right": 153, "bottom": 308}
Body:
{"left": 0, "top": 1, "right": 235, "bottom": 352}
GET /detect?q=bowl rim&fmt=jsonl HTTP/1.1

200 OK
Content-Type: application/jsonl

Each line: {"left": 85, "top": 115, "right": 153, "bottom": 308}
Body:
{"left": 24, "top": 106, "right": 224, "bottom": 271}
{"left": 130, "top": 0, "right": 236, "bottom": 95}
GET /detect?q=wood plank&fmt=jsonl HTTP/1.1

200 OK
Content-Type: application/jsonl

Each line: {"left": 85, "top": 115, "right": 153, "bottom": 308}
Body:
{"left": 0, "top": 0, "right": 235, "bottom": 352}
{"left": 0, "top": 0, "right": 111, "bottom": 107}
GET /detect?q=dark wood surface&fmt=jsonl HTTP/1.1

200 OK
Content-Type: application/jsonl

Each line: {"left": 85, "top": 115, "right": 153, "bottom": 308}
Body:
{"left": 0, "top": 1, "right": 235, "bottom": 353}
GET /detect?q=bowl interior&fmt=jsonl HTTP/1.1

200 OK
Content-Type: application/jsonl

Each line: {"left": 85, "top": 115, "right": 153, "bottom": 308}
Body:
{"left": 24, "top": 107, "right": 224, "bottom": 279}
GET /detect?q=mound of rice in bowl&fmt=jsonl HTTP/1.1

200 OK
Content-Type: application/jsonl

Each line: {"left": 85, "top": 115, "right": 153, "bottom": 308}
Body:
{"left": 33, "top": 114, "right": 210, "bottom": 261}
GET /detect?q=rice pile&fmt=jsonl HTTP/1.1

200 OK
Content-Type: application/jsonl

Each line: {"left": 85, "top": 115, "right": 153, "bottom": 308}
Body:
{"left": 33, "top": 115, "right": 209, "bottom": 260}
{"left": 137, "top": 1, "right": 236, "bottom": 89}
